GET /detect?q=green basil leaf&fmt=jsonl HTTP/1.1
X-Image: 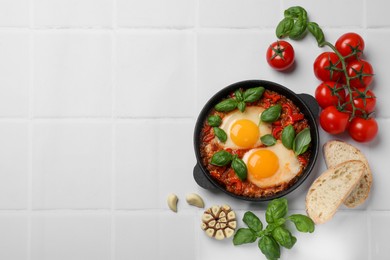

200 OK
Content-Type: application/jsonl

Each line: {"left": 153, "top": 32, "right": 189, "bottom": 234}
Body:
{"left": 289, "top": 17, "right": 308, "bottom": 40}
{"left": 281, "top": 125, "right": 295, "bottom": 150}
{"left": 243, "top": 211, "right": 263, "bottom": 234}
{"left": 207, "top": 115, "right": 222, "bottom": 127}
{"left": 261, "top": 134, "right": 277, "bottom": 147}
{"left": 258, "top": 235, "right": 280, "bottom": 260}
{"left": 233, "top": 228, "right": 257, "bottom": 245}
{"left": 210, "top": 150, "right": 233, "bottom": 166}
{"left": 235, "top": 89, "right": 244, "bottom": 101}
{"left": 308, "top": 22, "right": 325, "bottom": 46}
{"left": 261, "top": 104, "right": 282, "bottom": 123}
{"left": 272, "top": 226, "right": 297, "bottom": 249}
{"left": 288, "top": 214, "right": 315, "bottom": 233}
{"left": 243, "top": 87, "right": 265, "bottom": 103}
{"left": 276, "top": 17, "right": 294, "bottom": 38}
{"left": 232, "top": 156, "right": 247, "bottom": 181}
{"left": 213, "top": 127, "right": 227, "bottom": 143}
{"left": 284, "top": 6, "right": 306, "bottom": 19}
{"left": 215, "top": 98, "right": 238, "bottom": 112}
{"left": 293, "top": 128, "right": 311, "bottom": 155}
{"left": 237, "top": 101, "right": 246, "bottom": 112}
{"left": 266, "top": 198, "right": 288, "bottom": 223}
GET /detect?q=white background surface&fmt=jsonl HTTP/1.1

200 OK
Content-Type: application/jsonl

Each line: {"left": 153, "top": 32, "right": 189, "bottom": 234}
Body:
{"left": 0, "top": 0, "right": 389, "bottom": 259}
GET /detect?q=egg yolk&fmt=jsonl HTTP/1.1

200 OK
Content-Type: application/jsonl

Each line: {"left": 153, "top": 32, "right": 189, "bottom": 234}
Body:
{"left": 248, "top": 150, "right": 279, "bottom": 179}
{"left": 230, "top": 119, "right": 260, "bottom": 148}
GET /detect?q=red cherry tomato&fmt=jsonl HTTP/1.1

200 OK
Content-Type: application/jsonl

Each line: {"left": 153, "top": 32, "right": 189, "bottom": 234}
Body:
{"left": 345, "top": 90, "right": 376, "bottom": 115}
{"left": 266, "top": 40, "right": 295, "bottom": 71}
{"left": 319, "top": 106, "right": 350, "bottom": 134}
{"left": 315, "top": 82, "right": 345, "bottom": 109}
{"left": 347, "top": 60, "right": 374, "bottom": 89}
{"left": 348, "top": 117, "right": 378, "bottom": 142}
{"left": 313, "top": 52, "right": 343, "bottom": 82}
{"left": 335, "top": 32, "right": 365, "bottom": 61}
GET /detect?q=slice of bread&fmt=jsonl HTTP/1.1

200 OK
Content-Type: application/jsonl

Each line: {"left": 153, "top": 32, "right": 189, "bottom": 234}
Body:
{"left": 306, "top": 160, "right": 365, "bottom": 224}
{"left": 323, "top": 140, "right": 372, "bottom": 208}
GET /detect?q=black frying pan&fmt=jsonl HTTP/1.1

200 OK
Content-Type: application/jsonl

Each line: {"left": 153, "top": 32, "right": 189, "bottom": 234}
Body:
{"left": 193, "top": 80, "right": 320, "bottom": 202}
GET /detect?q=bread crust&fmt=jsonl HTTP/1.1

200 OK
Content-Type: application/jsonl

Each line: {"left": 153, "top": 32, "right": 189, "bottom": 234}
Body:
{"left": 323, "top": 140, "right": 372, "bottom": 208}
{"left": 306, "top": 160, "right": 365, "bottom": 224}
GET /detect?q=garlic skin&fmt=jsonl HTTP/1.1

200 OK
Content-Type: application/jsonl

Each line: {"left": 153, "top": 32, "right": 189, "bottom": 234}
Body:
{"left": 167, "top": 193, "right": 178, "bottom": 213}
{"left": 185, "top": 193, "right": 205, "bottom": 208}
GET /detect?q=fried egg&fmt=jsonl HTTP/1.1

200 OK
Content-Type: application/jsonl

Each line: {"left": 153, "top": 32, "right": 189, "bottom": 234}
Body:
{"left": 242, "top": 141, "right": 302, "bottom": 188}
{"left": 218, "top": 106, "right": 272, "bottom": 149}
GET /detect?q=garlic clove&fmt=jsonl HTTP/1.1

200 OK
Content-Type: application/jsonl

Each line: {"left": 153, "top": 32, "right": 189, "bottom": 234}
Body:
{"left": 186, "top": 193, "right": 205, "bottom": 208}
{"left": 167, "top": 193, "right": 178, "bottom": 213}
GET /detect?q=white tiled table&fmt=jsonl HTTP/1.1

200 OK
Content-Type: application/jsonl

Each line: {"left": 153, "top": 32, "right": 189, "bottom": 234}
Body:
{"left": 0, "top": 0, "right": 389, "bottom": 259}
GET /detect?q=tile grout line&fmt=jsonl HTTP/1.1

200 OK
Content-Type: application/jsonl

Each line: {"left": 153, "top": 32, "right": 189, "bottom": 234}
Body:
{"left": 27, "top": 0, "right": 34, "bottom": 258}
{"left": 367, "top": 210, "right": 372, "bottom": 260}
{"left": 110, "top": 1, "right": 118, "bottom": 259}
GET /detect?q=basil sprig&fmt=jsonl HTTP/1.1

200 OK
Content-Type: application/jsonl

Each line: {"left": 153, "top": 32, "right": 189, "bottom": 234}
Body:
{"left": 261, "top": 104, "right": 282, "bottom": 123}
{"left": 233, "top": 198, "right": 315, "bottom": 260}
{"left": 214, "top": 87, "right": 265, "bottom": 113}
{"left": 261, "top": 134, "right": 276, "bottom": 147}
{"left": 210, "top": 151, "right": 247, "bottom": 180}
{"left": 293, "top": 128, "right": 311, "bottom": 155}
{"left": 213, "top": 127, "right": 227, "bottom": 143}
{"left": 276, "top": 6, "right": 326, "bottom": 46}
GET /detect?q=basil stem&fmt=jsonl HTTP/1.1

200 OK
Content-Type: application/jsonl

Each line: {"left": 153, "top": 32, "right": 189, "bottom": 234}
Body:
{"left": 293, "top": 128, "right": 311, "bottom": 155}
{"left": 261, "top": 104, "right": 282, "bottom": 123}
{"left": 243, "top": 87, "right": 265, "bottom": 103}
{"left": 232, "top": 156, "right": 247, "bottom": 181}
{"left": 261, "top": 134, "right": 277, "bottom": 146}
{"left": 281, "top": 125, "right": 295, "bottom": 150}
{"left": 215, "top": 98, "right": 238, "bottom": 112}
{"left": 207, "top": 115, "right": 222, "bottom": 127}
{"left": 210, "top": 150, "right": 233, "bottom": 166}
{"left": 213, "top": 127, "right": 227, "bottom": 143}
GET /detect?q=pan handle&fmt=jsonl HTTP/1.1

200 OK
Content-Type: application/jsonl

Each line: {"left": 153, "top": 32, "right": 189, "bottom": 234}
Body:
{"left": 299, "top": 93, "right": 319, "bottom": 117}
{"left": 193, "top": 164, "right": 218, "bottom": 191}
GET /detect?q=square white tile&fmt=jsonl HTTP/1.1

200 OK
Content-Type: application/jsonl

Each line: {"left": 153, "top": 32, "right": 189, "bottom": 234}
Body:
{"left": 31, "top": 213, "right": 111, "bottom": 260}
{"left": 370, "top": 211, "right": 390, "bottom": 259}
{"left": 32, "top": 122, "right": 112, "bottom": 209}
{"left": 282, "top": 0, "right": 364, "bottom": 28}
{"left": 116, "top": 0, "right": 195, "bottom": 28}
{"left": 0, "top": 32, "right": 29, "bottom": 117}
{"left": 115, "top": 212, "right": 159, "bottom": 260}
{"left": 33, "top": 0, "right": 113, "bottom": 28}
{"left": 157, "top": 120, "right": 198, "bottom": 208}
{"left": 115, "top": 211, "right": 196, "bottom": 260}
{"left": 115, "top": 31, "right": 195, "bottom": 118}
{"left": 199, "top": 0, "right": 282, "bottom": 28}
{"left": 0, "top": 214, "right": 28, "bottom": 260}
{"left": 0, "top": 0, "right": 29, "bottom": 27}
{"left": 197, "top": 31, "right": 285, "bottom": 112}
{"left": 115, "top": 121, "right": 159, "bottom": 209}
{"left": 366, "top": 0, "right": 390, "bottom": 28}
{"left": 33, "top": 31, "right": 112, "bottom": 117}
{"left": 0, "top": 122, "right": 28, "bottom": 209}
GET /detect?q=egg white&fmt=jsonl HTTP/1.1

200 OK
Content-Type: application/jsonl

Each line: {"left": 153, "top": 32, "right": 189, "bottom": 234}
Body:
{"left": 242, "top": 141, "right": 302, "bottom": 188}
{"left": 218, "top": 106, "right": 272, "bottom": 149}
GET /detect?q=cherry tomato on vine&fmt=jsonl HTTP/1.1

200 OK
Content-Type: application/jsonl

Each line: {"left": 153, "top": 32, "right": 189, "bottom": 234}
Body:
{"left": 345, "top": 89, "right": 376, "bottom": 115}
{"left": 315, "top": 82, "right": 345, "bottom": 109}
{"left": 266, "top": 40, "right": 295, "bottom": 71}
{"left": 313, "top": 52, "right": 343, "bottom": 82}
{"left": 335, "top": 32, "right": 365, "bottom": 61}
{"left": 319, "top": 106, "right": 350, "bottom": 134}
{"left": 348, "top": 117, "right": 378, "bottom": 142}
{"left": 347, "top": 60, "right": 374, "bottom": 89}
